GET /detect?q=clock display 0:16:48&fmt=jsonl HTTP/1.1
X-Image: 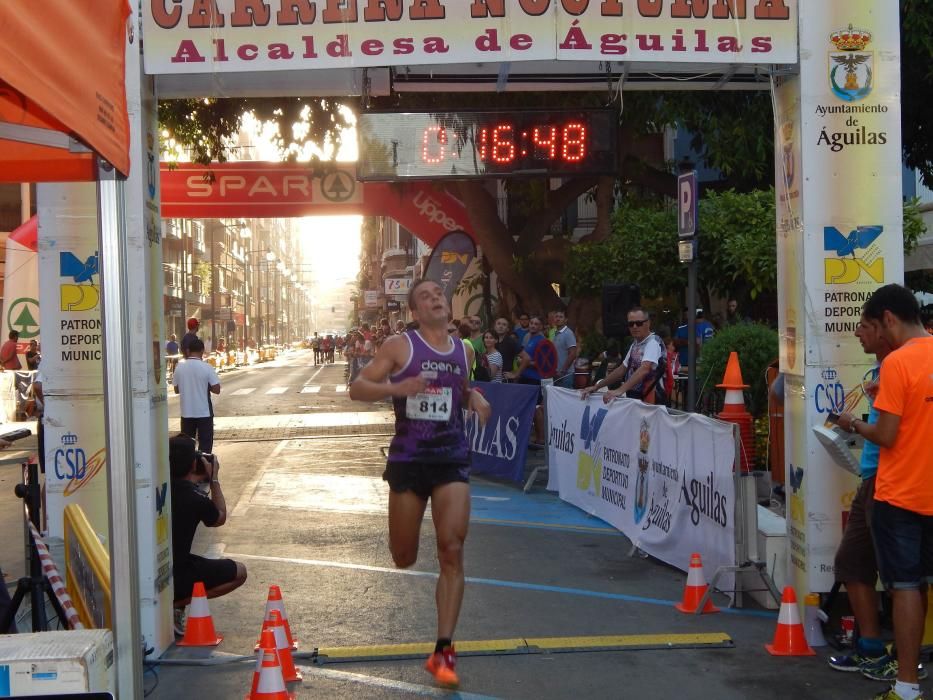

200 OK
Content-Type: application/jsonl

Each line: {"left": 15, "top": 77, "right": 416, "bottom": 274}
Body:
{"left": 421, "top": 120, "right": 589, "bottom": 166}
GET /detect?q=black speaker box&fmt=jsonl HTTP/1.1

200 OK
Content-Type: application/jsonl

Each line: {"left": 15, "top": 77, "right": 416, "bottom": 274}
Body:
{"left": 601, "top": 283, "right": 641, "bottom": 338}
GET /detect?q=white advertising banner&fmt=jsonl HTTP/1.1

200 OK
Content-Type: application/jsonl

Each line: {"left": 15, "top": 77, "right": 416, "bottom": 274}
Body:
{"left": 545, "top": 388, "right": 736, "bottom": 595}
{"left": 37, "top": 184, "right": 105, "bottom": 396}
{"left": 37, "top": 182, "right": 109, "bottom": 541}
{"left": 780, "top": 1, "right": 903, "bottom": 593}
{"left": 142, "top": 1, "right": 797, "bottom": 74}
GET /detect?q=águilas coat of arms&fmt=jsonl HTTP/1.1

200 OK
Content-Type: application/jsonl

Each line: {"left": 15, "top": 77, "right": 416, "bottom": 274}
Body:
{"left": 633, "top": 418, "right": 651, "bottom": 525}
{"left": 829, "top": 23, "right": 873, "bottom": 102}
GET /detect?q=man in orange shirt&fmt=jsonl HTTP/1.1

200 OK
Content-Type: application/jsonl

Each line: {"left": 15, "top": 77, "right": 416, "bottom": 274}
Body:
{"left": 839, "top": 284, "right": 933, "bottom": 700}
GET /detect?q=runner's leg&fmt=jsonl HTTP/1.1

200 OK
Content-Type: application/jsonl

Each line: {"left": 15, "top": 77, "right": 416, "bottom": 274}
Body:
{"left": 387, "top": 489, "right": 428, "bottom": 568}
{"left": 430, "top": 481, "right": 470, "bottom": 639}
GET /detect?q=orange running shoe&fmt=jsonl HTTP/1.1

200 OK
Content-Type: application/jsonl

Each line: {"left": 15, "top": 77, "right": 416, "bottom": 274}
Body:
{"left": 425, "top": 646, "right": 459, "bottom": 688}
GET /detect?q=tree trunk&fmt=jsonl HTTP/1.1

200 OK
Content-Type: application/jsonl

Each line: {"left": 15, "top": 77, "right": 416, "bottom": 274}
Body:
{"left": 453, "top": 181, "right": 562, "bottom": 316}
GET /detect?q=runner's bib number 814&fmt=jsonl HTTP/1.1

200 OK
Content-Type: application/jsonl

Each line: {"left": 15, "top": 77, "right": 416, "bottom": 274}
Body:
{"left": 406, "top": 386, "right": 452, "bottom": 421}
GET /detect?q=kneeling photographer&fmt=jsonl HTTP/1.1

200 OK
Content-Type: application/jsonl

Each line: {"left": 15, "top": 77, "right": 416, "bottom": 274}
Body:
{"left": 170, "top": 434, "right": 246, "bottom": 636}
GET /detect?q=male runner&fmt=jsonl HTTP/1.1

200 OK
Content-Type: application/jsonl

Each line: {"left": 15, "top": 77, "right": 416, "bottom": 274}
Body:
{"left": 350, "top": 279, "right": 491, "bottom": 689}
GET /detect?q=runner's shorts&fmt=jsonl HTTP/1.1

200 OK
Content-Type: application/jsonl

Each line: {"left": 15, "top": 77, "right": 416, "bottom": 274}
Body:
{"left": 871, "top": 499, "right": 933, "bottom": 590}
{"left": 383, "top": 462, "right": 469, "bottom": 501}
{"left": 834, "top": 476, "right": 878, "bottom": 586}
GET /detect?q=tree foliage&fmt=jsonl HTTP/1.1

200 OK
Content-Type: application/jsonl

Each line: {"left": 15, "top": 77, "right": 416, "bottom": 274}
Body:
{"left": 696, "top": 323, "right": 779, "bottom": 419}
{"left": 566, "top": 192, "right": 928, "bottom": 308}
{"left": 158, "top": 98, "right": 350, "bottom": 164}
{"left": 566, "top": 189, "right": 779, "bottom": 302}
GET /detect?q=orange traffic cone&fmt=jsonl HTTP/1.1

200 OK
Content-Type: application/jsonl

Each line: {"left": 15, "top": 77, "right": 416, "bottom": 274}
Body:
{"left": 246, "top": 630, "right": 294, "bottom": 700}
{"left": 248, "top": 629, "right": 280, "bottom": 698}
{"left": 177, "top": 581, "right": 223, "bottom": 646}
{"left": 255, "top": 585, "right": 297, "bottom": 650}
{"left": 716, "top": 352, "right": 756, "bottom": 472}
{"left": 675, "top": 553, "right": 719, "bottom": 614}
{"left": 269, "top": 610, "right": 302, "bottom": 682}
{"left": 765, "top": 587, "right": 816, "bottom": 656}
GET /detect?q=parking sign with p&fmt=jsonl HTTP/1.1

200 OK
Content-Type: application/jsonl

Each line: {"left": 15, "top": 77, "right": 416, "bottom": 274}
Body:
{"left": 678, "top": 172, "right": 697, "bottom": 238}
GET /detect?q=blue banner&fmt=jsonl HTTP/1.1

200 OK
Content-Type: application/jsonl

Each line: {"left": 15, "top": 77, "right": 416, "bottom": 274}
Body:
{"left": 465, "top": 381, "right": 539, "bottom": 483}
{"left": 423, "top": 230, "right": 476, "bottom": 302}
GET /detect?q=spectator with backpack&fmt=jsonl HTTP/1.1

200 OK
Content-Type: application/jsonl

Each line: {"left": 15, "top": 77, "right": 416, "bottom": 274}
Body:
{"left": 580, "top": 307, "right": 668, "bottom": 405}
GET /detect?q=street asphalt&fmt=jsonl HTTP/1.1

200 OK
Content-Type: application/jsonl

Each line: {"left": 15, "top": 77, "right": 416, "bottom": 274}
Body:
{"left": 4, "top": 349, "right": 929, "bottom": 698}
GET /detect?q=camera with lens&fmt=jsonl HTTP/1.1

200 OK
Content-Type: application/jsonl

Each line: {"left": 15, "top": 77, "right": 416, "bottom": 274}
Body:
{"left": 193, "top": 451, "right": 214, "bottom": 473}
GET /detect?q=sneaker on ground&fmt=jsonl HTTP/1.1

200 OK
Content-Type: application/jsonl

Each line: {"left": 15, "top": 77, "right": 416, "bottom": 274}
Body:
{"left": 424, "top": 647, "right": 459, "bottom": 689}
{"left": 871, "top": 688, "right": 925, "bottom": 700}
{"left": 173, "top": 608, "right": 186, "bottom": 637}
{"left": 861, "top": 656, "right": 928, "bottom": 682}
{"left": 827, "top": 651, "right": 884, "bottom": 672}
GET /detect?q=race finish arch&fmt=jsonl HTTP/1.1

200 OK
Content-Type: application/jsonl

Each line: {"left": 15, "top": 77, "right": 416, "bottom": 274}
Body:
{"left": 139, "top": 0, "right": 902, "bottom": 616}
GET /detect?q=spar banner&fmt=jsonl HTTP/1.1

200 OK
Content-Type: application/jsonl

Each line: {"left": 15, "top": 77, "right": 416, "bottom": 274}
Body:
{"left": 143, "top": 1, "right": 798, "bottom": 74}
{"left": 159, "top": 163, "right": 474, "bottom": 247}
{"left": 466, "top": 380, "right": 538, "bottom": 483}
{"left": 423, "top": 230, "right": 476, "bottom": 302}
{"left": 2, "top": 215, "right": 40, "bottom": 362}
{"left": 545, "top": 387, "right": 736, "bottom": 593}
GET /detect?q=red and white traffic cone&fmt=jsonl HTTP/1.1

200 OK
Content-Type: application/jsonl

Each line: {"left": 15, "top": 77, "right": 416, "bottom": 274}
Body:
{"left": 255, "top": 585, "right": 297, "bottom": 650}
{"left": 675, "top": 552, "right": 719, "bottom": 614}
{"left": 177, "top": 581, "right": 223, "bottom": 647}
{"left": 246, "top": 628, "right": 294, "bottom": 700}
{"left": 765, "top": 587, "right": 816, "bottom": 656}
{"left": 269, "top": 610, "right": 302, "bottom": 683}
{"left": 716, "top": 352, "right": 756, "bottom": 472}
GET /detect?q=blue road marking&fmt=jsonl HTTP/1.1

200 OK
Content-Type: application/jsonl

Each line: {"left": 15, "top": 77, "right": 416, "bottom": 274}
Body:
{"left": 470, "top": 482, "right": 617, "bottom": 534}
{"left": 231, "top": 552, "right": 777, "bottom": 620}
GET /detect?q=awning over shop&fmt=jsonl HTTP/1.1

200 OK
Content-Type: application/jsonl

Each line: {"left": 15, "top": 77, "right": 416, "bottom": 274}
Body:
{"left": 0, "top": 0, "right": 131, "bottom": 181}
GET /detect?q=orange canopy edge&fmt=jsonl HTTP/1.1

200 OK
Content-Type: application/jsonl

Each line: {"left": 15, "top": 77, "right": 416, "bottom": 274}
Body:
{"left": 0, "top": 0, "right": 131, "bottom": 182}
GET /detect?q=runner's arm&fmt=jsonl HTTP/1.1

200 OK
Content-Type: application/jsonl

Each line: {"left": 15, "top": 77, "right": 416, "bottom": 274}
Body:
{"left": 349, "top": 335, "right": 426, "bottom": 402}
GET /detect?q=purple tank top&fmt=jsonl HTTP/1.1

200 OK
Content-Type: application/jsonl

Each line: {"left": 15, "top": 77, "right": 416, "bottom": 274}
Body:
{"left": 388, "top": 330, "right": 470, "bottom": 465}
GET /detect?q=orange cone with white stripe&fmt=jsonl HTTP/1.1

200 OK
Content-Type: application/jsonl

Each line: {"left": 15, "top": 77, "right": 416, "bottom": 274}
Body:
{"left": 246, "top": 629, "right": 294, "bottom": 700}
{"left": 269, "top": 610, "right": 302, "bottom": 682}
{"left": 674, "top": 553, "right": 719, "bottom": 614}
{"left": 177, "top": 581, "right": 223, "bottom": 646}
{"left": 765, "top": 587, "right": 816, "bottom": 656}
{"left": 255, "top": 585, "right": 297, "bottom": 650}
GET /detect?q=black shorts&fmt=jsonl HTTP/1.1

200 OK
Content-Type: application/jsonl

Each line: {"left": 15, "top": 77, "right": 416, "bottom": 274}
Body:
{"left": 383, "top": 462, "right": 470, "bottom": 501}
{"left": 174, "top": 554, "right": 237, "bottom": 603}
{"left": 871, "top": 499, "right": 933, "bottom": 590}
{"left": 834, "top": 476, "right": 878, "bottom": 586}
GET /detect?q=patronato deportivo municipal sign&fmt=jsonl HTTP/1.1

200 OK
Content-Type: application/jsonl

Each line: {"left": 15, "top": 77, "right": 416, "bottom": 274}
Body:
{"left": 143, "top": 0, "right": 797, "bottom": 74}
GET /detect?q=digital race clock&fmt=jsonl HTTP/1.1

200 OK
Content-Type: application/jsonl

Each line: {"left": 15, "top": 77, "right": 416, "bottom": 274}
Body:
{"left": 357, "top": 110, "right": 617, "bottom": 181}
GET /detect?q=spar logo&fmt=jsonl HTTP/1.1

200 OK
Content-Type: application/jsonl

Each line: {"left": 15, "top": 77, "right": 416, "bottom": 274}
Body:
{"left": 412, "top": 191, "right": 459, "bottom": 232}
{"left": 575, "top": 405, "right": 607, "bottom": 495}
{"left": 59, "top": 251, "right": 100, "bottom": 311}
{"left": 823, "top": 225, "right": 883, "bottom": 285}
